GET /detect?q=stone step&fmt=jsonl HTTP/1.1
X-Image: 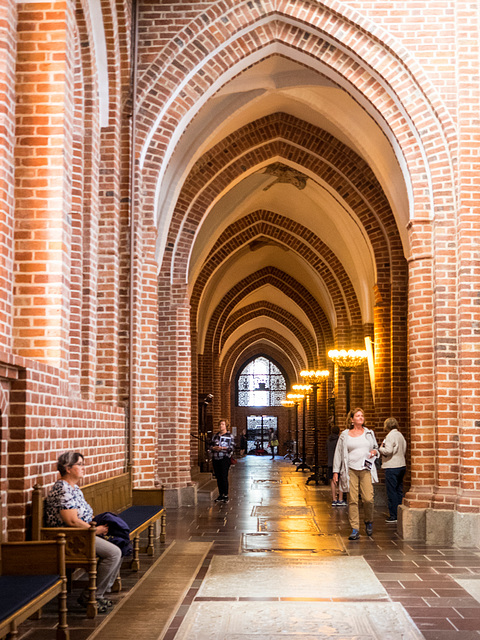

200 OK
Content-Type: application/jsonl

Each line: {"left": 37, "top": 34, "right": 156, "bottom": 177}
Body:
{"left": 192, "top": 472, "right": 218, "bottom": 501}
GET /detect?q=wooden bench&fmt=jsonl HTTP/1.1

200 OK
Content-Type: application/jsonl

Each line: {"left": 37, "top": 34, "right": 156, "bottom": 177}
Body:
{"left": 32, "top": 468, "right": 166, "bottom": 618}
{"left": 0, "top": 534, "right": 68, "bottom": 640}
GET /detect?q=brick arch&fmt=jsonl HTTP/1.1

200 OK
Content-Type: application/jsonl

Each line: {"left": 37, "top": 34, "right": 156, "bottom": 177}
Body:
{"left": 220, "top": 333, "right": 302, "bottom": 423}
{"left": 221, "top": 301, "right": 318, "bottom": 368}
{"left": 190, "top": 206, "right": 365, "bottom": 330}
{"left": 202, "top": 267, "right": 336, "bottom": 365}
{"left": 146, "top": 1, "right": 450, "bottom": 506}
{"left": 136, "top": 6, "right": 455, "bottom": 238}
{"left": 136, "top": 0, "right": 455, "bottom": 154}
{"left": 222, "top": 335, "right": 302, "bottom": 389}
{"left": 169, "top": 117, "right": 402, "bottom": 298}
{"left": 222, "top": 333, "right": 303, "bottom": 400}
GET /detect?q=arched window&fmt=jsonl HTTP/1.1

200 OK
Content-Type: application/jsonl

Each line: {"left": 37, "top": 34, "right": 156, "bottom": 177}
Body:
{"left": 236, "top": 356, "right": 287, "bottom": 407}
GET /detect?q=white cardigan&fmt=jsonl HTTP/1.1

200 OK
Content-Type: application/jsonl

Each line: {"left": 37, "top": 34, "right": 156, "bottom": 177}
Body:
{"left": 379, "top": 429, "right": 406, "bottom": 469}
{"left": 332, "top": 427, "right": 379, "bottom": 492}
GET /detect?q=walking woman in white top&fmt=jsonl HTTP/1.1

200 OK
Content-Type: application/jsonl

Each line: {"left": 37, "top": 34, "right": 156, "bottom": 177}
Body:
{"left": 332, "top": 408, "right": 379, "bottom": 540}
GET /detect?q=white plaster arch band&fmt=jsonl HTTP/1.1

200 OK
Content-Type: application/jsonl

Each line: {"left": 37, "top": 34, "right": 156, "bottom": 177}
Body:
{"left": 88, "top": 0, "right": 109, "bottom": 128}
{"left": 143, "top": 24, "right": 418, "bottom": 227}
{"left": 145, "top": 35, "right": 423, "bottom": 273}
{"left": 138, "top": 10, "right": 454, "bottom": 235}
{"left": 0, "top": 381, "right": 9, "bottom": 416}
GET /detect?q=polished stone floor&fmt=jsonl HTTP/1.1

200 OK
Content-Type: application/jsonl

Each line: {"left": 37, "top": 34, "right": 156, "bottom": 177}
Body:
{"left": 17, "top": 456, "right": 480, "bottom": 639}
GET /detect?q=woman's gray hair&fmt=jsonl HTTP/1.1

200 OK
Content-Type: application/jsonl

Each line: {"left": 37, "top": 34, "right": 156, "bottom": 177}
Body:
{"left": 384, "top": 417, "right": 399, "bottom": 431}
{"left": 57, "top": 451, "right": 84, "bottom": 476}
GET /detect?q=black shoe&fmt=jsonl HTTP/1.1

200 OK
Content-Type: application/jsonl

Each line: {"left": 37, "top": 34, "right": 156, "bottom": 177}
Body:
{"left": 220, "top": 495, "right": 229, "bottom": 503}
{"left": 98, "top": 597, "right": 113, "bottom": 608}
{"left": 365, "top": 521, "right": 373, "bottom": 536}
{"left": 77, "top": 594, "right": 109, "bottom": 614}
{"left": 77, "top": 593, "right": 89, "bottom": 608}
{"left": 348, "top": 529, "right": 360, "bottom": 540}
{"left": 385, "top": 516, "right": 397, "bottom": 523}
{"left": 214, "top": 496, "right": 223, "bottom": 502}
{"left": 96, "top": 599, "right": 109, "bottom": 614}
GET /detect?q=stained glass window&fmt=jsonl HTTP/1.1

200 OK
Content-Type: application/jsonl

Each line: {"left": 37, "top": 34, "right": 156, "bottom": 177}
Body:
{"left": 236, "top": 356, "right": 287, "bottom": 406}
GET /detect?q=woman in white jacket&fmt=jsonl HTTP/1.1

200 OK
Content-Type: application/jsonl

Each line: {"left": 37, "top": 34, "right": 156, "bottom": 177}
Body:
{"left": 333, "top": 408, "right": 379, "bottom": 540}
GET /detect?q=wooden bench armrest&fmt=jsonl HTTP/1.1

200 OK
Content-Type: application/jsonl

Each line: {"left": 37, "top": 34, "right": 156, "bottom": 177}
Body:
{"left": 132, "top": 488, "right": 164, "bottom": 506}
{"left": 40, "top": 527, "right": 96, "bottom": 561}
{"left": 1, "top": 535, "right": 66, "bottom": 576}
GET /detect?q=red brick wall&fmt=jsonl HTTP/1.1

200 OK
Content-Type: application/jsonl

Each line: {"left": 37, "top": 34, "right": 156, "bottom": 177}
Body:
{"left": 0, "top": 2, "right": 151, "bottom": 540}
{"left": 14, "top": 3, "right": 74, "bottom": 370}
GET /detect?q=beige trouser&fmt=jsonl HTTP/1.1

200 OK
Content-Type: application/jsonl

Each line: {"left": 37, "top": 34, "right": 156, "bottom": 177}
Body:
{"left": 348, "top": 468, "right": 374, "bottom": 530}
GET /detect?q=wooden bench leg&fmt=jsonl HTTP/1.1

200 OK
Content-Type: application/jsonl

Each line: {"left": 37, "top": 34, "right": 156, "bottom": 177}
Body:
{"left": 160, "top": 511, "right": 167, "bottom": 543}
{"left": 57, "top": 578, "right": 70, "bottom": 640}
{"left": 7, "top": 620, "right": 18, "bottom": 639}
{"left": 147, "top": 524, "right": 155, "bottom": 556}
{"left": 32, "top": 608, "right": 42, "bottom": 620}
{"left": 111, "top": 575, "right": 122, "bottom": 592}
{"left": 86, "top": 557, "right": 98, "bottom": 618}
{"left": 130, "top": 536, "right": 140, "bottom": 571}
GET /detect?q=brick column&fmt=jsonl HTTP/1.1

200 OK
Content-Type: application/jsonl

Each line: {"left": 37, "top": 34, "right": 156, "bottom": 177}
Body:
{"left": 453, "top": 1, "right": 480, "bottom": 526}
{"left": 399, "top": 219, "right": 435, "bottom": 538}
{"left": 14, "top": 3, "right": 74, "bottom": 370}
{"left": 130, "top": 226, "right": 158, "bottom": 486}
{"left": 0, "top": 0, "right": 16, "bottom": 351}
{"left": 157, "top": 278, "right": 193, "bottom": 506}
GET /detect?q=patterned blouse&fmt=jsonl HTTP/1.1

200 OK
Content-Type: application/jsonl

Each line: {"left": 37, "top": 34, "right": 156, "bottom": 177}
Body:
{"left": 44, "top": 479, "right": 93, "bottom": 527}
{"left": 210, "top": 431, "right": 234, "bottom": 460}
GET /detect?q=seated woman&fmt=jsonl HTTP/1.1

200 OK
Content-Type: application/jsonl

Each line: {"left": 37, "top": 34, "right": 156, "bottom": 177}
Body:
{"left": 45, "top": 451, "right": 123, "bottom": 613}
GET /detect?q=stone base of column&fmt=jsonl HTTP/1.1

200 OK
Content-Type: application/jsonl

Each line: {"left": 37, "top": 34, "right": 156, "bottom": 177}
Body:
{"left": 399, "top": 505, "right": 480, "bottom": 547}
{"left": 163, "top": 485, "right": 198, "bottom": 508}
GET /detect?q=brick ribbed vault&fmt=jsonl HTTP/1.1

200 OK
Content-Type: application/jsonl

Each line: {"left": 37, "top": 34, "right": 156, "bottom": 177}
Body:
{"left": 172, "top": 115, "right": 403, "bottom": 293}
{"left": 191, "top": 208, "right": 364, "bottom": 342}
{"left": 202, "top": 267, "right": 334, "bottom": 363}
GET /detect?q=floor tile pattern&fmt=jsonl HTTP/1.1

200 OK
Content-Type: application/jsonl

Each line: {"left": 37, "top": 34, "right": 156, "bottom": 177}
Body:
{"left": 14, "top": 456, "right": 480, "bottom": 639}
{"left": 174, "top": 601, "right": 424, "bottom": 640}
{"left": 242, "top": 531, "right": 346, "bottom": 553}
{"left": 257, "top": 516, "right": 319, "bottom": 532}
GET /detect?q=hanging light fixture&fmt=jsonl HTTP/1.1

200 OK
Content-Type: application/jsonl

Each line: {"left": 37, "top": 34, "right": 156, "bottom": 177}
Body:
{"left": 327, "top": 349, "right": 367, "bottom": 369}
{"left": 328, "top": 349, "right": 367, "bottom": 414}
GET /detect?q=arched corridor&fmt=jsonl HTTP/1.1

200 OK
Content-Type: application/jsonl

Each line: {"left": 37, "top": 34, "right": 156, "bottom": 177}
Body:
{"left": 19, "top": 457, "right": 480, "bottom": 639}
{"left": 2, "top": 3, "right": 480, "bottom": 636}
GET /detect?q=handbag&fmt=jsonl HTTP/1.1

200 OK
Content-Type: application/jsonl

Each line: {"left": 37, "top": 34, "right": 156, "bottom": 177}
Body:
{"left": 271, "top": 439, "right": 279, "bottom": 447}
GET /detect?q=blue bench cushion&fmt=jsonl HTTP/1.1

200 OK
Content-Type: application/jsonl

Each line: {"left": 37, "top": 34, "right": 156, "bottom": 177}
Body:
{"left": 119, "top": 505, "right": 163, "bottom": 532}
{"left": 0, "top": 574, "right": 60, "bottom": 622}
